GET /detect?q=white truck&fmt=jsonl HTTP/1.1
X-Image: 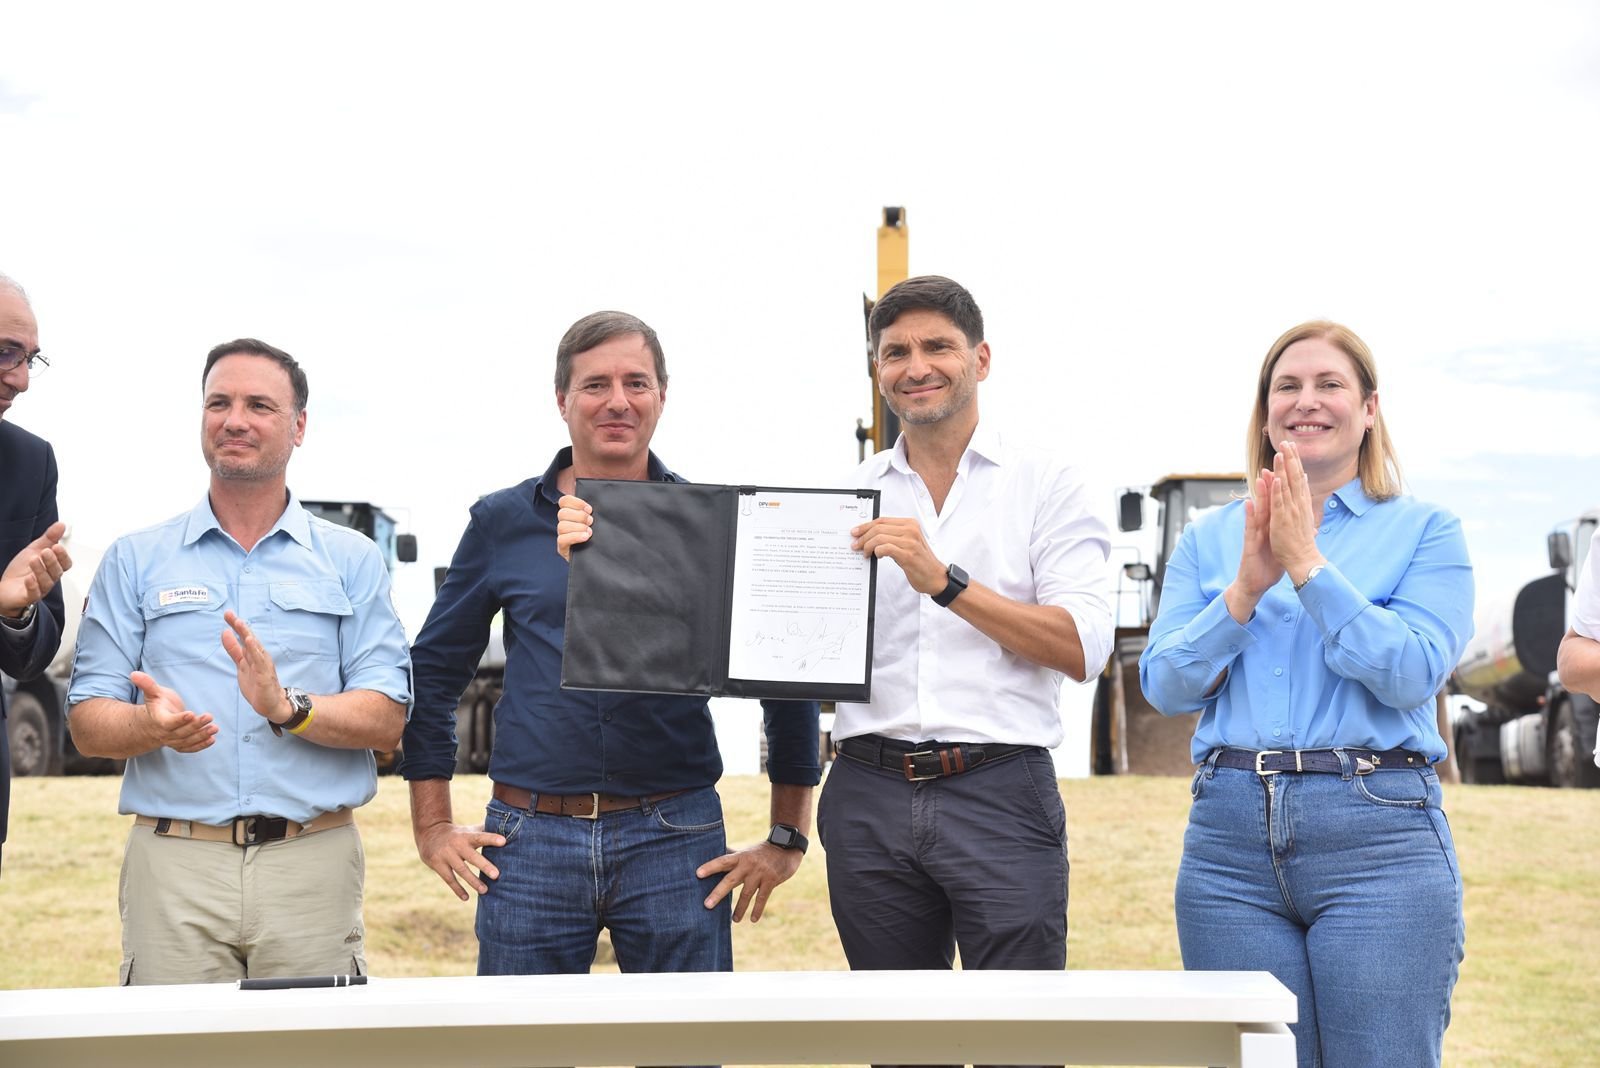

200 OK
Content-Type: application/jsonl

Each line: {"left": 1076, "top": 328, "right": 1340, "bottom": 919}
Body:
{"left": 1451, "top": 507, "right": 1600, "bottom": 788}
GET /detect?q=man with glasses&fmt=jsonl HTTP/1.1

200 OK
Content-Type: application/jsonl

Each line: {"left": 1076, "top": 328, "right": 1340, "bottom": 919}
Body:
{"left": 0, "top": 273, "right": 73, "bottom": 876}
{"left": 67, "top": 338, "right": 411, "bottom": 984}
{"left": 401, "top": 310, "right": 820, "bottom": 977}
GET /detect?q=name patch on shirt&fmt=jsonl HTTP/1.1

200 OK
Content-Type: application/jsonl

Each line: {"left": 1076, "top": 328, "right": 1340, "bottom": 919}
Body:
{"left": 157, "top": 586, "right": 211, "bottom": 607}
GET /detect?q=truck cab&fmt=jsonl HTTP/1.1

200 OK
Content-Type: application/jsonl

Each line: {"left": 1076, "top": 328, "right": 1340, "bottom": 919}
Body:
{"left": 1093, "top": 474, "right": 1244, "bottom": 775}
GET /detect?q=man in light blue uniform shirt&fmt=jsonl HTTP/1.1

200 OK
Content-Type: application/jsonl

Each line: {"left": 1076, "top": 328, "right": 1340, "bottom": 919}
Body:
{"left": 68, "top": 338, "right": 411, "bottom": 986}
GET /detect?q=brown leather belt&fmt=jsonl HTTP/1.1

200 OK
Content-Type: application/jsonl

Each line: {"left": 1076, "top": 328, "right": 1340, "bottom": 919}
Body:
{"left": 135, "top": 807, "right": 354, "bottom": 846}
{"left": 492, "top": 781, "right": 688, "bottom": 820}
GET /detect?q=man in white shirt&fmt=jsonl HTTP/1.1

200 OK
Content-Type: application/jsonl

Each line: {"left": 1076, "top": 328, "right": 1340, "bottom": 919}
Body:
{"left": 1556, "top": 527, "right": 1600, "bottom": 766}
{"left": 820, "top": 275, "right": 1112, "bottom": 976}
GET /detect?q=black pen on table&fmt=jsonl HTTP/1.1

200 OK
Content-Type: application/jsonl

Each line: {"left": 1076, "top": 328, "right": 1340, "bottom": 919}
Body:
{"left": 238, "top": 975, "right": 368, "bottom": 990}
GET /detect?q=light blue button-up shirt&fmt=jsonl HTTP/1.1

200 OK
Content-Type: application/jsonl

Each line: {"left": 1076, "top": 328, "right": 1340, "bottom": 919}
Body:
{"left": 68, "top": 495, "right": 412, "bottom": 824}
{"left": 1139, "top": 479, "right": 1474, "bottom": 763}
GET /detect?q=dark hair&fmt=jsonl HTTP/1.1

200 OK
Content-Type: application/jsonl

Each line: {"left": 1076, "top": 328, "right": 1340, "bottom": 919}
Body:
{"left": 202, "top": 339, "right": 309, "bottom": 412}
{"left": 868, "top": 275, "right": 985, "bottom": 353}
{"left": 554, "top": 311, "right": 668, "bottom": 393}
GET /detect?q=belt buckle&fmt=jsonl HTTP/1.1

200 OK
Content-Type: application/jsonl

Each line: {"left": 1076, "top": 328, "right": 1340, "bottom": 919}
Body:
{"left": 1253, "top": 750, "right": 1284, "bottom": 776}
{"left": 575, "top": 792, "right": 602, "bottom": 820}
{"left": 234, "top": 816, "right": 288, "bottom": 845}
{"left": 901, "top": 750, "right": 940, "bottom": 782}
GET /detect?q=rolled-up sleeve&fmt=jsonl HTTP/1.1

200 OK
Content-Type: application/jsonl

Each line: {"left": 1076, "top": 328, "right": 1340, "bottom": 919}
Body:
{"left": 338, "top": 541, "right": 413, "bottom": 708}
{"left": 1574, "top": 528, "right": 1600, "bottom": 642}
{"left": 66, "top": 543, "right": 144, "bottom": 708}
{"left": 760, "top": 699, "right": 822, "bottom": 786}
{"left": 401, "top": 509, "right": 499, "bottom": 781}
{"left": 1032, "top": 468, "right": 1114, "bottom": 680}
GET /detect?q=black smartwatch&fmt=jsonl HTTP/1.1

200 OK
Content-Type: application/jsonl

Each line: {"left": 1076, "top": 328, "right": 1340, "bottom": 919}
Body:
{"left": 766, "top": 823, "right": 809, "bottom": 854}
{"left": 932, "top": 563, "right": 969, "bottom": 608}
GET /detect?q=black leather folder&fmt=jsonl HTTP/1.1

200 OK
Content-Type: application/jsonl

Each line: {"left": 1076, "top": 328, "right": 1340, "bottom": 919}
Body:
{"left": 561, "top": 478, "right": 878, "bottom": 702}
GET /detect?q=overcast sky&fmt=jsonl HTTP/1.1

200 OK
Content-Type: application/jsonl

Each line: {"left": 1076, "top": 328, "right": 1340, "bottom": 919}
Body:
{"left": 5, "top": 2, "right": 1597, "bottom": 771}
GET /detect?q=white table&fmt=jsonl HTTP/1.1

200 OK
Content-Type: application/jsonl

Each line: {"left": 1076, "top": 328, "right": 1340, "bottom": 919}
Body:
{"left": 0, "top": 969, "right": 1296, "bottom": 1067}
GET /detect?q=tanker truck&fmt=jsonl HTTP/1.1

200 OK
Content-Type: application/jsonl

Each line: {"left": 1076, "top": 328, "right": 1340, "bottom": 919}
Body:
{"left": 1451, "top": 507, "right": 1600, "bottom": 788}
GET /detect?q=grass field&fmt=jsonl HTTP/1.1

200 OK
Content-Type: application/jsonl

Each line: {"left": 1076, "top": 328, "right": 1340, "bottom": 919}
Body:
{"left": 2, "top": 772, "right": 1597, "bottom": 1065}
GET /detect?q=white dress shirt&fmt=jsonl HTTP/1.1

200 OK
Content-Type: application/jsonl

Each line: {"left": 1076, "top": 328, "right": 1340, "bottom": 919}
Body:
{"left": 834, "top": 420, "right": 1113, "bottom": 748}
{"left": 1577, "top": 529, "right": 1600, "bottom": 770}
{"left": 1574, "top": 527, "right": 1600, "bottom": 642}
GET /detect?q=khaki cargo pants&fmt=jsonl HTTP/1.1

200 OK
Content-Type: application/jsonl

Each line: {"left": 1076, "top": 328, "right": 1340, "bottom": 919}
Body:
{"left": 119, "top": 819, "right": 365, "bottom": 986}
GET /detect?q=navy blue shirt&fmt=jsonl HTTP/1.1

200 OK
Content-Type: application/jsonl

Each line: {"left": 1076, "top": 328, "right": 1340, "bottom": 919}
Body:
{"left": 401, "top": 448, "right": 822, "bottom": 794}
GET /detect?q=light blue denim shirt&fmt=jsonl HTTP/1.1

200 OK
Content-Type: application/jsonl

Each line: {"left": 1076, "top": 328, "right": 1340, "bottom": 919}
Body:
{"left": 68, "top": 494, "right": 412, "bottom": 824}
{"left": 1139, "top": 479, "right": 1474, "bottom": 763}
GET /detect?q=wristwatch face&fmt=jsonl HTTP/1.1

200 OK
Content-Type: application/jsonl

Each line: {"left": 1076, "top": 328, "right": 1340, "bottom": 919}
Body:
{"left": 0, "top": 602, "right": 36, "bottom": 628}
{"left": 766, "top": 824, "right": 807, "bottom": 852}
{"left": 933, "top": 563, "right": 969, "bottom": 607}
{"left": 285, "top": 688, "right": 314, "bottom": 715}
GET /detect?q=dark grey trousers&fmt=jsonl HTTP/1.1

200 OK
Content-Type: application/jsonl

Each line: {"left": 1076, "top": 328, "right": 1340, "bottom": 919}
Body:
{"left": 817, "top": 742, "right": 1069, "bottom": 972}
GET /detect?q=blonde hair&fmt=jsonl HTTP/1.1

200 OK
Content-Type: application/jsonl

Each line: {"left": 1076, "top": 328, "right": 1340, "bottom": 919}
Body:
{"left": 1245, "top": 320, "right": 1402, "bottom": 501}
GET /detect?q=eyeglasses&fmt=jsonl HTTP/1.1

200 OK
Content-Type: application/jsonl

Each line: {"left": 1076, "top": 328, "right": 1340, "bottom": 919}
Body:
{"left": 0, "top": 343, "right": 47, "bottom": 375}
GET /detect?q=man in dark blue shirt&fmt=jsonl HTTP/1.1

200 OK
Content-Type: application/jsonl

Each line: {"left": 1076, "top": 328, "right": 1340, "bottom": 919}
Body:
{"left": 401, "top": 310, "right": 821, "bottom": 975}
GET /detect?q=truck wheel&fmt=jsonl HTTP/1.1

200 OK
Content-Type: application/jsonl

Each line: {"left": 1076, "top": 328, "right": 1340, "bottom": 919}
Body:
{"left": 1090, "top": 676, "right": 1114, "bottom": 776}
{"left": 6, "top": 692, "right": 61, "bottom": 777}
{"left": 1455, "top": 724, "right": 1504, "bottom": 785}
{"left": 1548, "top": 699, "right": 1600, "bottom": 789}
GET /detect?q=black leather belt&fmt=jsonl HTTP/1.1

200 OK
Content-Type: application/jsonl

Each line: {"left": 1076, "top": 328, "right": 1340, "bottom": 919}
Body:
{"left": 836, "top": 735, "right": 1035, "bottom": 782}
{"left": 1211, "top": 746, "right": 1430, "bottom": 776}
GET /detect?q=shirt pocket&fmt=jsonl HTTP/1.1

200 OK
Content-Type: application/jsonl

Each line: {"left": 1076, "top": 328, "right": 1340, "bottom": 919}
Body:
{"left": 139, "top": 586, "right": 228, "bottom": 666}
{"left": 266, "top": 580, "right": 353, "bottom": 662}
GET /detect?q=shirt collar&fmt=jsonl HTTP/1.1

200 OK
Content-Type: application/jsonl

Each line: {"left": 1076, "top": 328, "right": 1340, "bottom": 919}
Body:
{"left": 182, "top": 492, "right": 310, "bottom": 547}
{"left": 886, "top": 417, "right": 1003, "bottom": 475}
{"left": 533, "top": 447, "right": 678, "bottom": 505}
{"left": 1330, "top": 477, "right": 1377, "bottom": 516}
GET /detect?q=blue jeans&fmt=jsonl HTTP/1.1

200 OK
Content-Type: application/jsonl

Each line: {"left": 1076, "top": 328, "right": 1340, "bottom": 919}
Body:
{"left": 1176, "top": 755, "right": 1463, "bottom": 1068}
{"left": 475, "top": 785, "right": 732, "bottom": 975}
